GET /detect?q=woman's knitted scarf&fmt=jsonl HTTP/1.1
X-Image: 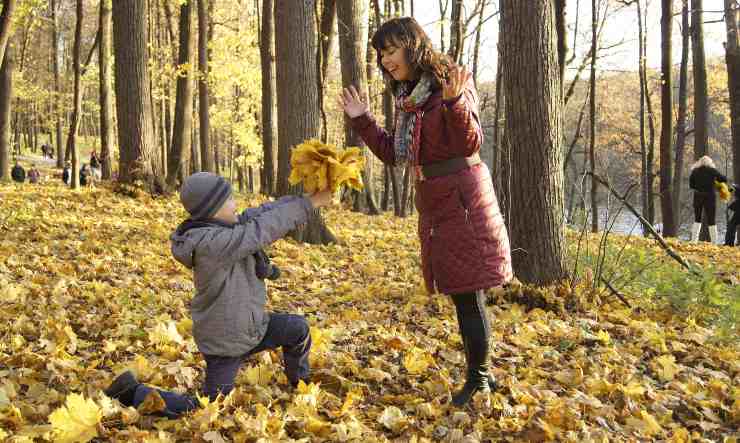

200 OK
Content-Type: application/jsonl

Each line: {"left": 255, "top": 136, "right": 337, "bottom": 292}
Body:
{"left": 394, "top": 72, "right": 435, "bottom": 165}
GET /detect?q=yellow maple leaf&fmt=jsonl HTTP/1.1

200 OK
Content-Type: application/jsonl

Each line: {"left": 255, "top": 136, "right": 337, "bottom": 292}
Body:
{"left": 403, "top": 347, "right": 435, "bottom": 375}
{"left": 137, "top": 390, "right": 166, "bottom": 415}
{"left": 652, "top": 354, "right": 681, "bottom": 382}
{"left": 625, "top": 410, "right": 663, "bottom": 437}
{"left": 148, "top": 321, "right": 184, "bottom": 346}
{"left": 243, "top": 364, "right": 274, "bottom": 386}
{"left": 377, "top": 406, "right": 408, "bottom": 433}
{"left": 49, "top": 393, "right": 102, "bottom": 443}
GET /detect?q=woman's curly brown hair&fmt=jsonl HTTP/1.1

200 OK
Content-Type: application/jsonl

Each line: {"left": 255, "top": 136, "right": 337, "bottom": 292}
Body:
{"left": 371, "top": 17, "right": 452, "bottom": 93}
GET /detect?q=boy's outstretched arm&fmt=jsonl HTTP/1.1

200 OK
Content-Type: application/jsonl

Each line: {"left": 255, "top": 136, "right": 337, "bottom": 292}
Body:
{"left": 206, "top": 191, "right": 333, "bottom": 265}
{"left": 238, "top": 195, "right": 305, "bottom": 223}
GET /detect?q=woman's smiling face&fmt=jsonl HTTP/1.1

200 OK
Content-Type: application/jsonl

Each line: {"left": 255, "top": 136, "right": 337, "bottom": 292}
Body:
{"left": 380, "top": 44, "right": 413, "bottom": 82}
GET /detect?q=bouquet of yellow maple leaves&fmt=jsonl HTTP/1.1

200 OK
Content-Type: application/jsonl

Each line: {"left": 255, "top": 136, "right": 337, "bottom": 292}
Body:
{"left": 288, "top": 139, "right": 365, "bottom": 193}
{"left": 715, "top": 180, "right": 732, "bottom": 202}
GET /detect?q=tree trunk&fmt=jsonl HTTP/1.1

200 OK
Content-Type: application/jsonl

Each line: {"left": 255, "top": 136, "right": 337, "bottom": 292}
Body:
{"left": 319, "top": 0, "right": 337, "bottom": 82}
{"left": 51, "top": 0, "right": 64, "bottom": 168}
{"left": 99, "top": 0, "right": 113, "bottom": 180}
{"left": 448, "top": 0, "right": 463, "bottom": 63}
{"left": 275, "top": 0, "right": 335, "bottom": 244}
{"left": 260, "top": 0, "right": 277, "bottom": 195}
{"left": 112, "top": 0, "right": 162, "bottom": 191}
{"left": 337, "top": 0, "right": 379, "bottom": 215}
{"left": 0, "top": 0, "right": 16, "bottom": 77}
{"left": 65, "top": 0, "right": 84, "bottom": 189}
{"left": 691, "top": 0, "right": 708, "bottom": 160}
{"left": 439, "top": 0, "right": 449, "bottom": 53}
{"left": 166, "top": 1, "right": 195, "bottom": 188}
{"left": 501, "top": 0, "right": 566, "bottom": 285}
{"left": 725, "top": 0, "right": 740, "bottom": 184}
{"left": 637, "top": 0, "right": 651, "bottom": 233}
{"left": 0, "top": 45, "right": 11, "bottom": 182}
{"left": 659, "top": 0, "right": 676, "bottom": 235}
{"left": 554, "top": 0, "right": 567, "bottom": 86}
{"left": 589, "top": 0, "right": 598, "bottom": 233}
{"left": 471, "top": 0, "right": 485, "bottom": 86}
{"left": 381, "top": 164, "right": 390, "bottom": 210}
{"left": 197, "top": 0, "right": 214, "bottom": 172}
{"left": 673, "top": 0, "right": 690, "bottom": 222}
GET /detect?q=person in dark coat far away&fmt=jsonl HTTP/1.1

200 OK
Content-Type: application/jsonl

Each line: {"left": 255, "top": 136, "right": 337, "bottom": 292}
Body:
{"left": 689, "top": 155, "right": 727, "bottom": 244}
{"left": 11, "top": 161, "right": 25, "bottom": 183}
{"left": 338, "top": 17, "right": 513, "bottom": 407}
{"left": 62, "top": 162, "right": 71, "bottom": 185}
{"left": 725, "top": 185, "right": 739, "bottom": 247}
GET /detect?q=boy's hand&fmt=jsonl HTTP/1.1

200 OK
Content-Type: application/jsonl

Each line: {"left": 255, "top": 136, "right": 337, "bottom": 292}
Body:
{"left": 308, "top": 190, "right": 333, "bottom": 208}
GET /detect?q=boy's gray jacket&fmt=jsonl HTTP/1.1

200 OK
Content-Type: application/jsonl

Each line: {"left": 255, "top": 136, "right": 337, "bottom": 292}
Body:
{"left": 170, "top": 196, "right": 314, "bottom": 356}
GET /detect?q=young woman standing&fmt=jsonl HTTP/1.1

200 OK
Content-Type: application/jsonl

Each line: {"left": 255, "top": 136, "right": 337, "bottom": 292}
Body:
{"left": 338, "top": 17, "right": 513, "bottom": 406}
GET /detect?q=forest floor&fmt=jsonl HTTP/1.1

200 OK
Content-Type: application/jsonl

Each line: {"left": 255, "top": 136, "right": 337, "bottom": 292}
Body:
{"left": 0, "top": 181, "right": 738, "bottom": 442}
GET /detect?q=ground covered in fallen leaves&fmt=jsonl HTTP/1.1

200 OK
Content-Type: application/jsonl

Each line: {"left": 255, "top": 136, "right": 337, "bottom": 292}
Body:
{"left": 0, "top": 180, "right": 738, "bottom": 442}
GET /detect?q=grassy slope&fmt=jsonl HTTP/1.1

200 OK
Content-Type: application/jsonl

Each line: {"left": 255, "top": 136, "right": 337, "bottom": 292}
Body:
{"left": 0, "top": 181, "right": 738, "bottom": 442}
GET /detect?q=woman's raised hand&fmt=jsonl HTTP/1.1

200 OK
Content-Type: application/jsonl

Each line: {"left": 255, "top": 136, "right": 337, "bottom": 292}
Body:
{"left": 338, "top": 86, "right": 369, "bottom": 119}
{"left": 442, "top": 65, "right": 468, "bottom": 101}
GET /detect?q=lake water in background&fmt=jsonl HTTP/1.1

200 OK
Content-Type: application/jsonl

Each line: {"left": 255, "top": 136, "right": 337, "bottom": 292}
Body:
{"left": 568, "top": 206, "right": 733, "bottom": 241}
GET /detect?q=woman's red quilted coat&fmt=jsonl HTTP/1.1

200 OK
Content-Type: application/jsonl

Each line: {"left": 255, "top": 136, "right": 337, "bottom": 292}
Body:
{"left": 351, "top": 75, "right": 513, "bottom": 295}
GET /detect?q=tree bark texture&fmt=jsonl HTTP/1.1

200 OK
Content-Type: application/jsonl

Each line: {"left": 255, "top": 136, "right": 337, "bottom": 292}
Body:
{"left": 660, "top": 0, "right": 676, "bottom": 235}
{"left": 112, "top": 0, "right": 162, "bottom": 191}
{"left": 167, "top": 1, "right": 195, "bottom": 188}
{"left": 337, "top": 0, "right": 379, "bottom": 215}
{"left": 275, "top": 0, "right": 335, "bottom": 244}
{"left": 501, "top": 0, "right": 567, "bottom": 285}
{"left": 260, "top": 0, "right": 278, "bottom": 195}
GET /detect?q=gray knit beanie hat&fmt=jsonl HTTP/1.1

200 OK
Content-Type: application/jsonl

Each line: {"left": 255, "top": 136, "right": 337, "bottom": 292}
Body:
{"left": 180, "top": 172, "right": 233, "bottom": 220}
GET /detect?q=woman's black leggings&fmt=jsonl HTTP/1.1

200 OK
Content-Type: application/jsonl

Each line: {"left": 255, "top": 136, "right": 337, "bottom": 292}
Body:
{"left": 450, "top": 291, "right": 491, "bottom": 371}
{"left": 694, "top": 192, "right": 717, "bottom": 225}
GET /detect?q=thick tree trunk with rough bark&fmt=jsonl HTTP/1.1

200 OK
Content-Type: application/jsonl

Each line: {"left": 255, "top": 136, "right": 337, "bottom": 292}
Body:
{"left": 112, "top": 0, "right": 162, "bottom": 191}
{"left": 0, "top": 45, "right": 11, "bottom": 182}
{"left": 99, "top": 0, "right": 113, "bottom": 180}
{"left": 260, "top": 0, "right": 277, "bottom": 195}
{"left": 275, "top": 0, "right": 335, "bottom": 244}
{"left": 691, "top": 0, "right": 708, "bottom": 160}
{"left": 501, "top": 0, "right": 567, "bottom": 285}
{"left": 337, "top": 0, "right": 379, "bottom": 215}
{"left": 198, "top": 0, "right": 214, "bottom": 172}
{"left": 0, "top": 0, "right": 16, "bottom": 78}
{"left": 673, "top": 0, "right": 690, "bottom": 220}
{"left": 725, "top": 0, "right": 740, "bottom": 183}
{"left": 319, "top": 0, "right": 336, "bottom": 82}
{"left": 66, "top": 0, "right": 83, "bottom": 189}
{"left": 659, "top": 0, "right": 676, "bottom": 236}
{"left": 167, "top": 1, "right": 195, "bottom": 188}
{"left": 51, "top": 0, "right": 64, "bottom": 167}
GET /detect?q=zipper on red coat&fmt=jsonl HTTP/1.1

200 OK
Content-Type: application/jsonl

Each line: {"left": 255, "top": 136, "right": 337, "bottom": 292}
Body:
{"left": 430, "top": 226, "right": 438, "bottom": 294}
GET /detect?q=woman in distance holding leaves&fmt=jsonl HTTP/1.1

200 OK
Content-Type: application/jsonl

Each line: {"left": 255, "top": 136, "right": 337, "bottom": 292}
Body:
{"left": 338, "top": 17, "right": 512, "bottom": 406}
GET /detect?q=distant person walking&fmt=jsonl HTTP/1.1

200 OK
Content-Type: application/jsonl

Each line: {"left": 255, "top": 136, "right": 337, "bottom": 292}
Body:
{"left": 28, "top": 164, "right": 41, "bottom": 184}
{"left": 62, "top": 162, "right": 71, "bottom": 186}
{"left": 725, "top": 185, "right": 739, "bottom": 247}
{"left": 90, "top": 150, "right": 101, "bottom": 180}
{"left": 11, "top": 161, "right": 26, "bottom": 183}
{"left": 689, "top": 156, "right": 728, "bottom": 243}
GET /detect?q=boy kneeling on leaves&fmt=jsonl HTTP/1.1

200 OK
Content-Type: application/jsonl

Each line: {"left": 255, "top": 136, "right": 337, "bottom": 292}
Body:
{"left": 104, "top": 172, "right": 332, "bottom": 418}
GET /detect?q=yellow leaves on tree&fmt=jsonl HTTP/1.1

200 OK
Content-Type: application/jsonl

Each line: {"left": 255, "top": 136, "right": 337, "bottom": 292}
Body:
{"left": 288, "top": 139, "right": 364, "bottom": 193}
{"left": 49, "top": 394, "right": 102, "bottom": 443}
